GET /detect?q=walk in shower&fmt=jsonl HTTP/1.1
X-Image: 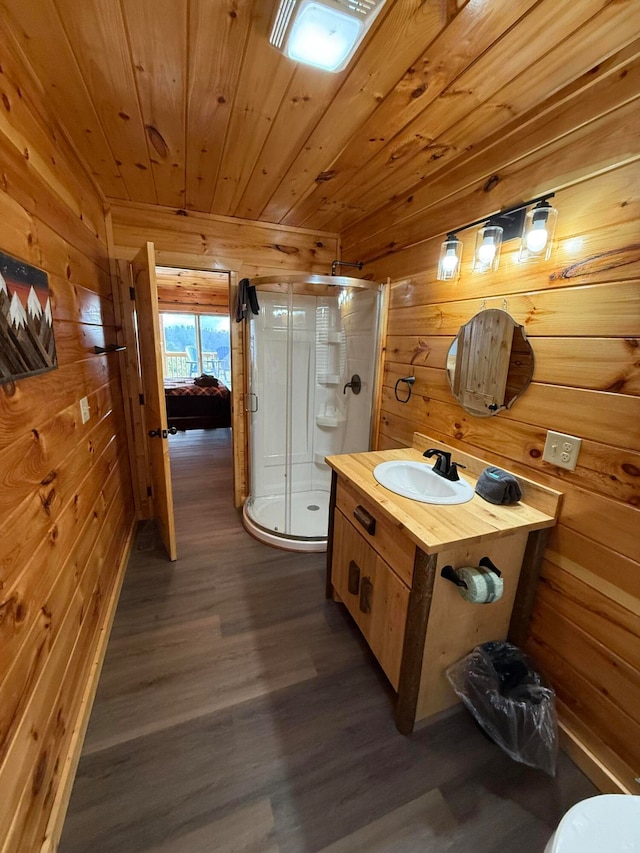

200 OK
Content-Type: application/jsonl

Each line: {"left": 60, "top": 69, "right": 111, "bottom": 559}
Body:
{"left": 242, "top": 274, "right": 382, "bottom": 552}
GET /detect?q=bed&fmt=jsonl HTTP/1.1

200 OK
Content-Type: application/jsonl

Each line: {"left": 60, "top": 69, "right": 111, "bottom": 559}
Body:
{"left": 164, "top": 380, "right": 231, "bottom": 431}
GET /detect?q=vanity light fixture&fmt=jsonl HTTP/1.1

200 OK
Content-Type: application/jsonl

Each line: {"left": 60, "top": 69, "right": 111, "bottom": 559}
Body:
{"left": 437, "top": 233, "right": 463, "bottom": 281}
{"left": 436, "top": 193, "right": 557, "bottom": 281}
{"left": 519, "top": 198, "right": 558, "bottom": 262}
{"left": 473, "top": 223, "right": 503, "bottom": 274}
{"left": 269, "top": 0, "right": 387, "bottom": 72}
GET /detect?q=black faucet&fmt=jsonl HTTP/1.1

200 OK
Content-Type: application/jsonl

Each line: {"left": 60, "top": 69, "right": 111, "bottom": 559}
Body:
{"left": 422, "top": 448, "right": 466, "bottom": 482}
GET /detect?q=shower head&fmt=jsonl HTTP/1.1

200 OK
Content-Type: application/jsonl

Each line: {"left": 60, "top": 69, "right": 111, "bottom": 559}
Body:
{"left": 331, "top": 259, "right": 364, "bottom": 276}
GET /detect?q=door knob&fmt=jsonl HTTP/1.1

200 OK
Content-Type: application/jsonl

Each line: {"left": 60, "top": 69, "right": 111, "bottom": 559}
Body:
{"left": 148, "top": 427, "right": 178, "bottom": 438}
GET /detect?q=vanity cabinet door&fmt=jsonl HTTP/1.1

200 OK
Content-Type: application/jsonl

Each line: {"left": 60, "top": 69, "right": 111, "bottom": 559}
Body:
{"left": 332, "top": 509, "right": 409, "bottom": 690}
{"left": 336, "top": 478, "right": 415, "bottom": 586}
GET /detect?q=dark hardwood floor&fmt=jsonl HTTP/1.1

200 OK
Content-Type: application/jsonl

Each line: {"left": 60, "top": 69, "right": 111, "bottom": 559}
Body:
{"left": 61, "top": 429, "right": 596, "bottom": 852}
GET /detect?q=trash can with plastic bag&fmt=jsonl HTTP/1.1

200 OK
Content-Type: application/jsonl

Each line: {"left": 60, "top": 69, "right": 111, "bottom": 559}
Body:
{"left": 446, "top": 640, "right": 558, "bottom": 776}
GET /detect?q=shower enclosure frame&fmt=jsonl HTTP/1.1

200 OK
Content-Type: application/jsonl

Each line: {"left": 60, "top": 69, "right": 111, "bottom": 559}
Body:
{"left": 241, "top": 273, "right": 384, "bottom": 553}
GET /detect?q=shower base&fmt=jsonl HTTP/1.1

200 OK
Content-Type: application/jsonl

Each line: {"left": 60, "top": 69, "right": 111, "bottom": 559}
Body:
{"left": 242, "top": 489, "right": 330, "bottom": 553}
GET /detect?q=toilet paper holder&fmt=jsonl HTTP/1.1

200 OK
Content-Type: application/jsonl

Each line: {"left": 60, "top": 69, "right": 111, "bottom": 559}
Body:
{"left": 441, "top": 565, "right": 468, "bottom": 588}
{"left": 441, "top": 556, "right": 502, "bottom": 588}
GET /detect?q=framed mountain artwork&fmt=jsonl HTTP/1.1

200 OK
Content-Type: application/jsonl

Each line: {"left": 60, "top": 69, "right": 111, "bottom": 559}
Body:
{"left": 0, "top": 250, "right": 57, "bottom": 385}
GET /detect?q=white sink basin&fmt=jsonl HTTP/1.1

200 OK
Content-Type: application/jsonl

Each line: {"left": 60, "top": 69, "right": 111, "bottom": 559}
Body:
{"left": 373, "top": 460, "right": 474, "bottom": 505}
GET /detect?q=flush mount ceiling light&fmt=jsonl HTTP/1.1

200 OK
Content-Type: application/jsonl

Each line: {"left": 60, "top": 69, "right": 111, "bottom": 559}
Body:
{"left": 436, "top": 193, "right": 557, "bottom": 281}
{"left": 269, "top": 0, "right": 387, "bottom": 73}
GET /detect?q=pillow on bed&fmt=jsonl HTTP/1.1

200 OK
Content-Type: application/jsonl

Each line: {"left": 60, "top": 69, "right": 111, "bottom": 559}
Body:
{"left": 193, "top": 373, "right": 219, "bottom": 388}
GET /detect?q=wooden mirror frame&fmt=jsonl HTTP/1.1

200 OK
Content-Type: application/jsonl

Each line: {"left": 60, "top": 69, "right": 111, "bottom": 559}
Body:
{"left": 446, "top": 309, "right": 534, "bottom": 417}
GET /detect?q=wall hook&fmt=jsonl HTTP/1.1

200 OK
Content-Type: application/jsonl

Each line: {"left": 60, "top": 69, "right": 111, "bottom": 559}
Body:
{"left": 94, "top": 344, "right": 127, "bottom": 354}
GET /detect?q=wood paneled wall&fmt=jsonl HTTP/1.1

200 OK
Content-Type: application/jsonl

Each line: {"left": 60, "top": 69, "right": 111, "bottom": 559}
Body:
{"left": 341, "top": 48, "right": 640, "bottom": 792}
{"left": 110, "top": 200, "right": 339, "bottom": 276}
{"left": 0, "top": 29, "right": 134, "bottom": 852}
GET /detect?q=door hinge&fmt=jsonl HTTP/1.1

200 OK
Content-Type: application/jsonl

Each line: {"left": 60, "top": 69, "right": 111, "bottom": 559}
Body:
{"left": 147, "top": 485, "right": 153, "bottom": 497}
{"left": 139, "top": 393, "right": 145, "bottom": 405}
{"left": 129, "top": 286, "right": 136, "bottom": 300}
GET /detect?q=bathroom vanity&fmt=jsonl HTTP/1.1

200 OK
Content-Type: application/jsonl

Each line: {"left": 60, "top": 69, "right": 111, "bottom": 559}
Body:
{"left": 326, "top": 433, "right": 562, "bottom": 734}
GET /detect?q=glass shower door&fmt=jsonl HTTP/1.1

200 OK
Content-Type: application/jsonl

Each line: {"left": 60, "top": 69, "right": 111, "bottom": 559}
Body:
{"left": 243, "top": 276, "right": 382, "bottom": 551}
{"left": 246, "top": 286, "right": 316, "bottom": 539}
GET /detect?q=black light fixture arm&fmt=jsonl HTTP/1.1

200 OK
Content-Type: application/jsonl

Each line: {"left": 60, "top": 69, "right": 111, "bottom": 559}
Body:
{"left": 331, "top": 259, "right": 364, "bottom": 276}
{"left": 446, "top": 192, "right": 555, "bottom": 237}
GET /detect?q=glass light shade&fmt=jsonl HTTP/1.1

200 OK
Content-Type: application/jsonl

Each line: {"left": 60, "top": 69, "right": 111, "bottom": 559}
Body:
{"left": 473, "top": 224, "right": 503, "bottom": 273}
{"left": 286, "top": 2, "right": 362, "bottom": 72}
{"left": 519, "top": 202, "right": 558, "bottom": 261}
{"left": 437, "top": 235, "right": 463, "bottom": 281}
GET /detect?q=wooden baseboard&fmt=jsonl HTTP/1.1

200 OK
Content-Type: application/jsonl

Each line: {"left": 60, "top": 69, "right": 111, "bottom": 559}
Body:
{"left": 558, "top": 702, "right": 639, "bottom": 795}
{"left": 39, "top": 518, "right": 137, "bottom": 853}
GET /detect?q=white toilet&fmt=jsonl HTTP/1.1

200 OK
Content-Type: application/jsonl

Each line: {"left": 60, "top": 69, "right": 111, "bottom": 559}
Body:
{"left": 544, "top": 794, "right": 640, "bottom": 852}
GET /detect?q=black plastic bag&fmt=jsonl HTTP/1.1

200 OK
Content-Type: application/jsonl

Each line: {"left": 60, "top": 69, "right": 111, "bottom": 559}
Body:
{"left": 447, "top": 641, "right": 558, "bottom": 776}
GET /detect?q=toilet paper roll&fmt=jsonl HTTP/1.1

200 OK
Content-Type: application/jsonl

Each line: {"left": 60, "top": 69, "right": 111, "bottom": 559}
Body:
{"left": 456, "top": 566, "right": 504, "bottom": 604}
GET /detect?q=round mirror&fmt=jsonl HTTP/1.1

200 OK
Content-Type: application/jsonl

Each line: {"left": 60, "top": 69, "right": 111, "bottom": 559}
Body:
{"left": 446, "top": 309, "right": 534, "bottom": 417}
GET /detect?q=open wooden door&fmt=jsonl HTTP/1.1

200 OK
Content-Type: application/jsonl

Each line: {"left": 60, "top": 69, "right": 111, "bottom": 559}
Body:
{"left": 229, "top": 272, "right": 248, "bottom": 507}
{"left": 132, "top": 243, "right": 177, "bottom": 561}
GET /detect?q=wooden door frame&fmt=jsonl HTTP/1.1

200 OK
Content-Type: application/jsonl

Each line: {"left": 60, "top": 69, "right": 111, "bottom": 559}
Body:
{"left": 229, "top": 271, "right": 249, "bottom": 508}
{"left": 117, "top": 258, "right": 247, "bottom": 512}
{"left": 371, "top": 279, "right": 390, "bottom": 450}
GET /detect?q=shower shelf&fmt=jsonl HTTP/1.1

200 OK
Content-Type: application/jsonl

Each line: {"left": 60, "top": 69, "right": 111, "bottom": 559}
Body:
{"left": 317, "top": 373, "right": 340, "bottom": 385}
{"left": 316, "top": 415, "right": 345, "bottom": 428}
{"left": 317, "top": 331, "right": 342, "bottom": 344}
{"left": 314, "top": 453, "right": 329, "bottom": 465}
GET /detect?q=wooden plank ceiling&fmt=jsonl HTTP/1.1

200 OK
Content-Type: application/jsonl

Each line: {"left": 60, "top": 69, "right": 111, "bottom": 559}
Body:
{"left": 2, "top": 0, "right": 637, "bottom": 233}
{"left": 155, "top": 266, "right": 230, "bottom": 313}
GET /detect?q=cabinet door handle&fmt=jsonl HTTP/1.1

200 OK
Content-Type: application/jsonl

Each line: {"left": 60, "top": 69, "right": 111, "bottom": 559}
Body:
{"left": 353, "top": 505, "right": 376, "bottom": 535}
{"left": 359, "top": 576, "right": 373, "bottom": 614}
{"left": 348, "top": 560, "right": 361, "bottom": 595}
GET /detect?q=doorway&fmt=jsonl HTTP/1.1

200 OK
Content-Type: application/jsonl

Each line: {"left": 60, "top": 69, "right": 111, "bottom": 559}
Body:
{"left": 122, "top": 246, "right": 235, "bottom": 562}
{"left": 156, "top": 267, "right": 233, "bottom": 555}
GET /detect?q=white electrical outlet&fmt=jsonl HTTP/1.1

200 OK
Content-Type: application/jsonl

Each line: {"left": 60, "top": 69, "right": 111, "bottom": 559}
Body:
{"left": 79, "top": 396, "right": 90, "bottom": 424}
{"left": 542, "top": 430, "right": 581, "bottom": 471}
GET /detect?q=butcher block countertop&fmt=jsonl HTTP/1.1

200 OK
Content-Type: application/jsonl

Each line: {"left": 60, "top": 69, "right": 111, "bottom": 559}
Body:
{"left": 326, "top": 434, "right": 562, "bottom": 556}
